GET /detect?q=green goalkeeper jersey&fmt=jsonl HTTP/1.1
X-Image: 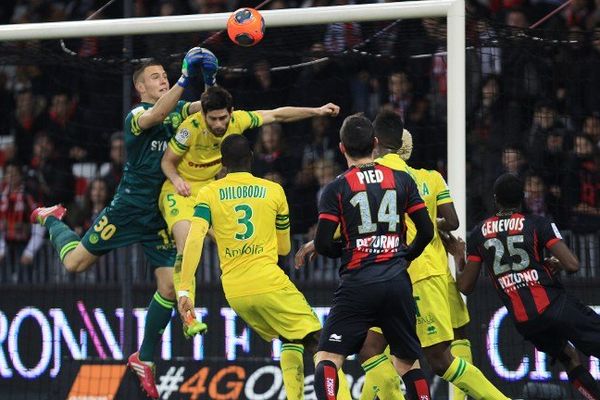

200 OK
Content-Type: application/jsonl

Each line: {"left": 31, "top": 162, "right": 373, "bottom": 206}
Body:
{"left": 114, "top": 101, "right": 191, "bottom": 212}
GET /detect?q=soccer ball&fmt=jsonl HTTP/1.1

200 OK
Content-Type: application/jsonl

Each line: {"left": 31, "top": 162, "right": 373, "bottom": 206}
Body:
{"left": 226, "top": 8, "right": 265, "bottom": 47}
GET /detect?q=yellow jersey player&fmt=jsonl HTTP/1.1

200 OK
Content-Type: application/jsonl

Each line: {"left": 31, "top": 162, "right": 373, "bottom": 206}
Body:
{"left": 160, "top": 85, "right": 340, "bottom": 257}
{"left": 174, "top": 135, "right": 352, "bottom": 400}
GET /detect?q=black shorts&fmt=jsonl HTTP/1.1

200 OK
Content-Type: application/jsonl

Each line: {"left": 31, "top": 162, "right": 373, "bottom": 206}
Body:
{"left": 516, "top": 293, "right": 600, "bottom": 358}
{"left": 318, "top": 270, "right": 421, "bottom": 360}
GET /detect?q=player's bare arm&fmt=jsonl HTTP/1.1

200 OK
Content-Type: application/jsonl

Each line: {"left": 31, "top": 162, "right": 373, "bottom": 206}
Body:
{"left": 437, "top": 202, "right": 459, "bottom": 231}
{"left": 161, "top": 147, "right": 191, "bottom": 197}
{"left": 257, "top": 102, "right": 340, "bottom": 124}
{"left": 294, "top": 240, "right": 316, "bottom": 269}
{"left": 456, "top": 244, "right": 481, "bottom": 295}
{"left": 547, "top": 241, "right": 580, "bottom": 273}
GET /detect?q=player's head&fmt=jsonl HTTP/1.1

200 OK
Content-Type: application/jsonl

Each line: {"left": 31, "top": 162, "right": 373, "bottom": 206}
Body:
{"left": 373, "top": 110, "right": 404, "bottom": 155}
{"left": 201, "top": 86, "right": 234, "bottom": 137}
{"left": 133, "top": 60, "right": 168, "bottom": 103}
{"left": 493, "top": 173, "right": 524, "bottom": 210}
{"left": 339, "top": 113, "right": 376, "bottom": 161}
{"left": 221, "top": 134, "right": 253, "bottom": 172}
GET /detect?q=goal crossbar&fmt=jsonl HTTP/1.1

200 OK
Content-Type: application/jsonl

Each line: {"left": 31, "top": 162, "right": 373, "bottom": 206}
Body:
{"left": 0, "top": 0, "right": 466, "bottom": 241}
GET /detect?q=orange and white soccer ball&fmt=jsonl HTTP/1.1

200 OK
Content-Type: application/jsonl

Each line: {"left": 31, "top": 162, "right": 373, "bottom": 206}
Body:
{"left": 226, "top": 8, "right": 265, "bottom": 47}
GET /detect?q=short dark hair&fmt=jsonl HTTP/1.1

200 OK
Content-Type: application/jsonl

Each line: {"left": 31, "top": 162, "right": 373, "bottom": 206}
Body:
{"left": 493, "top": 173, "right": 524, "bottom": 209}
{"left": 339, "top": 114, "right": 375, "bottom": 159}
{"left": 201, "top": 86, "right": 233, "bottom": 114}
{"left": 373, "top": 110, "right": 404, "bottom": 151}
{"left": 133, "top": 60, "right": 163, "bottom": 84}
{"left": 221, "top": 135, "right": 253, "bottom": 170}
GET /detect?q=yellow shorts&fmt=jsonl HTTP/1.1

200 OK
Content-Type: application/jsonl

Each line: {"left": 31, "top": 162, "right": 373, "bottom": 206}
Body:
{"left": 412, "top": 274, "right": 454, "bottom": 347}
{"left": 446, "top": 270, "right": 470, "bottom": 329}
{"left": 159, "top": 179, "right": 213, "bottom": 233}
{"left": 227, "top": 283, "right": 322, "bottom": 342}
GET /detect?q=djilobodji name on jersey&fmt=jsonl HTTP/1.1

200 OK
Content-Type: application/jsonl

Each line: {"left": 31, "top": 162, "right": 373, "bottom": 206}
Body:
{"left": 498, "top": 269, "right": 540, "bottom": 291}
{"left": 482, "top": 216, "right": 524, "bottom": 236}
{"left": 224, "top": 243, "right": 264, "bottom": 258}
{"left": 356, "top": 234, "right": 400, "bottom": 254}
{"left": 219, "top": 185, "right": 267, "bottom": 201}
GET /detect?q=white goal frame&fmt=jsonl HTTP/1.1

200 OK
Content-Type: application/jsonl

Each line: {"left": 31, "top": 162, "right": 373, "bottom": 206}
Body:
{"left": 0, "top": 1, "right": 466, "bottom": 241}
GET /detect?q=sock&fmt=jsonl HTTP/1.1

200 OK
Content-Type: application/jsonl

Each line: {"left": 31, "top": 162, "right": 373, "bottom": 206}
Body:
{"left": 568, "top": 365, "right": 600, "bottom": 400}
{"left": 402, "top": 369, "right": 431, "bottom": 400}
{"left": 450, "top": 340, "right": 472, "bottom": 400}
{"left": 280, "top": 343, "right": 304, "bottom": 400}
{"left": 315, "top": 360, "right": 338, "bottom": 400}
{"left": 441, "top": 357, "right": 509, "bottom": 400}
{"left": 360, "top": 354, "right": 404, "bottom": 400}
{"left": 45, "top": 217, "right": 80, "bottom": 261}
{"left": 337, "top": 369, "right": 352, "bottom": 400}
{"left": 139, "top": 292, "right": 175, "bottom": 362}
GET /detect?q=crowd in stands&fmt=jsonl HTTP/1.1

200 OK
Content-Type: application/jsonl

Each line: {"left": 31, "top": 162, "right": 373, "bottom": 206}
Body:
{"left": 0, "top": 0, "right": 599, "bottom": 280}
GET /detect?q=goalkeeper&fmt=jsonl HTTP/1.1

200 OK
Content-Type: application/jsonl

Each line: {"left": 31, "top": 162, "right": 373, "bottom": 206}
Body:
{"left": 30, "top": 47, "right": 218, "bottom": 400}
{"left": 159, "top": 85, "right": 340, "bottom": 256}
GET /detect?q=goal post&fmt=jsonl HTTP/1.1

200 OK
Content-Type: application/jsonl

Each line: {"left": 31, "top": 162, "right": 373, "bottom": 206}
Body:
{"left": 0, "top": 0, "right": 466, "bottom": 241}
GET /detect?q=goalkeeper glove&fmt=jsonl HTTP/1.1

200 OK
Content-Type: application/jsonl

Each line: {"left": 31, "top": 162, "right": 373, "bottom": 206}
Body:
{"left": 177, "top": 47, "right": 218, "bottom": 88}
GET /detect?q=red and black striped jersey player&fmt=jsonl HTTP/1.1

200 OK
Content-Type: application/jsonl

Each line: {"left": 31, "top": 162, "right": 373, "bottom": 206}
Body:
{"left": 307, "top": 114, "right": 434, "bottom": 400}
{"left": 451, "top": 173, "right": 600, "bottom": 400}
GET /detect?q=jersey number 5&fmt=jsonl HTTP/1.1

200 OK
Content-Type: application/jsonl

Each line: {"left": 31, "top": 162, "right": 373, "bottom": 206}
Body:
{"left": 234, "top": 204, "right": 254, "bottom": 240}
{"left": 484, "top": 235, "right": 530, "bottom": 276}
{"left": 350, "top": 190, "right": 400, "bottom": 234}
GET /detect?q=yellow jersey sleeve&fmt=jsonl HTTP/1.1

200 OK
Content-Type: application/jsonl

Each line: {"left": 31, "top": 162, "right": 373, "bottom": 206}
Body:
{"left": 231, "top": 110, "right": 264, "bottom": 131}
{"left": 129, "top": 106, "right": 146, "bottom": 136}
{"left": 168, "top": 118, "right": 195, "bottom": 156}
{"left": 275, "top": 185, "right": 291, "bottom": 255}
{"left": 432, "top": 171, "right": 453, "bottom": 206}
{"left": 193, "top": 185, "right": 214, "bottom": 225}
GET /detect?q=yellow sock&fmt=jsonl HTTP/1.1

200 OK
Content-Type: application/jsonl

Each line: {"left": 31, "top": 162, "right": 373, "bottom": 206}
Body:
{"left": 360, "top": 354, "right": 404, "bottom": 400}
{"left": 281, "top": 343, "right": 304, "bottom": 400}
{"left": 337, "top": 368, "right": 353, "bottom": 400}
{"left": 450, "top": 339, "right": 473, "bottom": 400}
{"left": 442, "top": 357, "right": 510, "bottom": 400}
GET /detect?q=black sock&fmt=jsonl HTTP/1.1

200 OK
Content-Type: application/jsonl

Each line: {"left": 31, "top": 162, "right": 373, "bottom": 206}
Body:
{"left": 314, "top": 360, "right": 338, "bottom": 400}
{"left": 402, "top": 368, "right": 431, "bottom": 400}
{"left": 568, "top": 365, "right": 600, "bottom": 400}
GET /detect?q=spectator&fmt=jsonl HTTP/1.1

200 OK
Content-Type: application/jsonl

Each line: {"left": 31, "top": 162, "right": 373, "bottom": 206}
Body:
{"left": 539, "top": 128, "right": 569, "bottom": 208}
{"left": 583, "top": 113, "right": 600, "bottom": 149}
{"left": 0, "top": 162, "right": 44, "bottom": 283}
{"left": 12, "top": 89, "right": 45, "bottom": 164}
{"left": 526, "top": 100, "right": 564, "bottom": 169}
{"left": 252, "top": 123, "right": 296, "bottom": 186}
{"left": 66, "top": 177, "right": 112, "bottom": 237}
{"left": 523, "top": 172, "right": 562, "bottom": 222}
{"left": 99, "top": 131, "right": 125, "bottom": 192}
{"left": 565, "top": 135, "right": 600, "bottom": 232}
{"left": 26, "top": 132, "right": 74, "bottom": 206}
{"left": 383, "top": 71, "right": 414, "bottom": 119}
{"left": 300, "top": 116, "right": 338, "bottom": 168}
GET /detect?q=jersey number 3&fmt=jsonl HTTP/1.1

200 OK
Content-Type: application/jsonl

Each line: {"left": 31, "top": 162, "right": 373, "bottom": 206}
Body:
{"left": 350, "top": 190, "right": 400, "bottom": 234}
{"left": 234, "top": 204, "right": 254, "bottom": 240}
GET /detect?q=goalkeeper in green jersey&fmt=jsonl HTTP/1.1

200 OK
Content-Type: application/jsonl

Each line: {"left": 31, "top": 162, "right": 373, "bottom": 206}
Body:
{"left": 30, "top": 47, "right": 217, "bottom": 399}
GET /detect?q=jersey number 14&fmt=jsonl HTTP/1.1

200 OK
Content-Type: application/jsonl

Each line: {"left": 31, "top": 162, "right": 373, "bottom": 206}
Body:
{"left": 350, "top": 190, "right": 400, "bottom": 234}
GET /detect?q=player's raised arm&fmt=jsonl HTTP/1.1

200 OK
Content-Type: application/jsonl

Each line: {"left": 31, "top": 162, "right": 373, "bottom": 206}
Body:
{"left": 257, "top": 102, "right": 340, "bottom": 124}
{"left": 137, "top": 47, "right": 217, "bottom": 130}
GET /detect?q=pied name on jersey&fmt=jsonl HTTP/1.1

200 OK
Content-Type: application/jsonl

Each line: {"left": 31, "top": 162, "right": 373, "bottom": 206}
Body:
{"left": 356, "top": 234, "right": 400, "bottom": 254}
{"left": 356, "top": 168, "right": 384, "bottom": 184}
{"left": 150, "top": 140, "right": 168, "bottom": 152}
{"left": 481, "top": 216, "right": 524, "bottom": 236}
{"left": 498, "top": 269, "right": 540, "bottom": 292}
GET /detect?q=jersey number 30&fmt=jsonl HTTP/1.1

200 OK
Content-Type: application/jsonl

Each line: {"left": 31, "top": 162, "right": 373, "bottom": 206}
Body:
{"left": 350, "top": 190, "right": 400, "bottom": 234}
